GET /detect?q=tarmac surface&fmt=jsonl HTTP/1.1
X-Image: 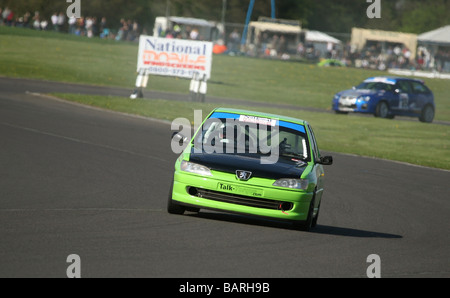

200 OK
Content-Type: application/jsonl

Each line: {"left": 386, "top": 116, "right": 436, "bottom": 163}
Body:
{"left": 1, "top": 77, "right": 449, "bottom": 277}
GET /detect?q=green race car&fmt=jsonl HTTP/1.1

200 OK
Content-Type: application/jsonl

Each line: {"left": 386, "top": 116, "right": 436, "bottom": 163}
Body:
{"left": 168, "top": 108, "right": 333, "bottom": 231}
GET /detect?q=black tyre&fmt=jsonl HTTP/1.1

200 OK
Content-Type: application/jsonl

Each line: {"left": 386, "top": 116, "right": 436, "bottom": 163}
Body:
{"left": 292, "top": 195, "right": 316, "bottom": 232}
{"left": 186, "top": 207, "right": 200, "bottom": 213}
{"left": 167, "top": 181, "right": 185, "bottom": 215}
{"left": 311, "top": 201, "right": 321, "bottom": 228}
{"left": 419, "top": 105, "right": 434, "bottom": 123}
{"left": 375, "top": 101, "right": 390, "bottom": 119}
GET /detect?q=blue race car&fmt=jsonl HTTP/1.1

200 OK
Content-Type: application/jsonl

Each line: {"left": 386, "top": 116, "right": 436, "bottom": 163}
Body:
{"left": 332, "top": 77, "right": 435, "bottom": 123}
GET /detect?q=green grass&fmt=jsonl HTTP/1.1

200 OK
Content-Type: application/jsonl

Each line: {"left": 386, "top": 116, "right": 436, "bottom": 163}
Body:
{"left": 0, "top": 26, "right": 188, "bottom": 93}
{"left": 1, "top": 26, "right": 449, "bottom": 169}
{"left": 54, "top": 93, "right": 450, "bottom": 170}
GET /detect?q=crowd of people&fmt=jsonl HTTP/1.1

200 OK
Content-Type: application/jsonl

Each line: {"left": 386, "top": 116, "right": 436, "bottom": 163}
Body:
{"left": 2, "top": 6, "right": 449, "bottom": 73}
{"left": 433, "top": 48, "right": 450, "bottom": 73}
{"left": 339, "top": 41, "right": 450, "bottom": 73}
{"left": 340, "top": 42, "right": 414, "bottom": 71}
{"left": 0, "top": 6, "right": 141, "bottom": 42}
{"left": 156, "top": 23, "right": 209, "bottom": 42}
{"left": 293, "top": 39, "right": 450, "bottom": 73}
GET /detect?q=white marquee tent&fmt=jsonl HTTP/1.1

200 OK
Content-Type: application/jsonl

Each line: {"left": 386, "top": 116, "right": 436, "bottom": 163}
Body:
{"left": 418, "top": 25, "right": 450, "bottom": 46}
{"left": 305, "top": 30, "right": 341, "bottom": 44}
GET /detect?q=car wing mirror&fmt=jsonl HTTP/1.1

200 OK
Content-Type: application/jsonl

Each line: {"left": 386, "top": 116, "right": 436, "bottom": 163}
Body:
{"left": 318, "top": 156, "right": 333, "bottom": 165}
{"left": 171, "top": 131, "right": 189, "bottom": 146}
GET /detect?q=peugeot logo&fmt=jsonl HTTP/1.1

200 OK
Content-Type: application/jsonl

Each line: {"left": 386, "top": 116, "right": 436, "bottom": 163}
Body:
{"left": 236, "top": 170, "right": 252, "bottom": 181}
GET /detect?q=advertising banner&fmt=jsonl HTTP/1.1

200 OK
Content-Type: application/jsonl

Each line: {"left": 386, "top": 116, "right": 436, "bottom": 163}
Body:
{"left": 137, "top": 35, "right": 213, "bottom": 79}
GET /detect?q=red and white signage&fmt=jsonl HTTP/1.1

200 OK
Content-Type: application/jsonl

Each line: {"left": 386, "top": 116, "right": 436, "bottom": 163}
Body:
{"left": 137, "top": 36, "right": 213, "bottom": 79}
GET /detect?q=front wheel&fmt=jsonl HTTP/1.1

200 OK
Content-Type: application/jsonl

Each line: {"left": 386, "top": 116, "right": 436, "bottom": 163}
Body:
{"left": 311, "top": 201, "right": 321, "bottom": 228}
{"left": 167, "top": 181, "right": 185, "bottom": 215}
{"left": 292, "top": 196, "right": 316, "bottom": 232}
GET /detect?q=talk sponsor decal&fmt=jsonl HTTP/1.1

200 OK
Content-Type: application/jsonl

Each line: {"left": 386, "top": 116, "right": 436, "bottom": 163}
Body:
{"left": 137, "top": 36, "right": 213, "bottom": 79}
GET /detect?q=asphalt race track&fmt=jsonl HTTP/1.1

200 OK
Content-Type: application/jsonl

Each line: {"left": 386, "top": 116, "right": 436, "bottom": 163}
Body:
{"left": 1, "top": 77, "right": 449, "bottom": 278}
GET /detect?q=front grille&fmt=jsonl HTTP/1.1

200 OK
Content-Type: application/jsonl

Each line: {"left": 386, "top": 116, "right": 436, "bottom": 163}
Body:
{"left": 339, "top": 103, "right": 357, "bottom": 109}
{"left": 188, "top": 187, "right": 293, "bottom": 211}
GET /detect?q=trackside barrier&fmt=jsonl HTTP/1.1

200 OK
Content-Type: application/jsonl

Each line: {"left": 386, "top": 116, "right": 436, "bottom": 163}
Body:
{"left": 130, "top": 68, "right": 150, "bottom": 99}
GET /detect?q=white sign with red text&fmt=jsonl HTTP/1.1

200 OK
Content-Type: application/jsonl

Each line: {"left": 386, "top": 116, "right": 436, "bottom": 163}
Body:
{"left": 137, "top": 35, "right": 213, "bottom": 79}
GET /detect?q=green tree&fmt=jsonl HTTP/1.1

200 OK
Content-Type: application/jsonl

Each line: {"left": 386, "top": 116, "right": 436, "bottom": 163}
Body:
{"left": 305, "top": 0, "right": 369, "bottom": 33}
{"left": 399, "top": 0, "right": 450, "bottom": 33}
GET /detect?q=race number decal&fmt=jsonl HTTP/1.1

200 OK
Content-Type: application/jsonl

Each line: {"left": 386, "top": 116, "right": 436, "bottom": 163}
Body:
{"left": 399, "top": 93, "right": 409, "bottom": 109}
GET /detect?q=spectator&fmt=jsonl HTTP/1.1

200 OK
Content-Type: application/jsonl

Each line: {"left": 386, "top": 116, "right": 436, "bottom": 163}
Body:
{"left": 99, "top": 17, "right": 110, "bottom": 39}
{"left": 23, "top": 12, "right": 31, "bottom": 28}
{"left": 116, "top": 20, "right": 127, "bottom": 41}
{"left": 57, "top": 12, "right": 65, "bottom": 32}
{"left": 99, "top": 17, "right": 107, "bottom": 34}
{"left": 75, "top": 17, "right": 85, "bottom": 36}
{"left": 68, "top": 15, "right": 77, "bottom": 34}
{"left": 184, "top": 26, "right": 192, "bottom": 40}
{"left": 3, "top": 7, "right": 14, "bottom": 26}
{"left": 128, "top": 20, "right": 139, "bottom": 42}
{"left": 297, "top": 42, "right": 305, "bottom": 57}
{"left": 85, "top": 17, "right": 94, "bottom": 38}
{"left": 116, "top": 18, "right": 128, "bottom": 41}
{"left": 173, "top": 23, "right": 181, "bottom": 38}
{"left": 229, "top": 29, "right": 241, "bottom": 53}
{"left": 32, "top": 11, "right": 40, "bottom": 30}
{"left": 125, "top": 19, "right": 133, "bottom": 41}
{"left": 40, "top": 19, "right": 48, "bottom": 31}
{"left": 33, "top": 17, "right": 40, "bottom": 30}
{"left": 51, "top": 12, "right": 58, "bottom": 31}
{"left": 190, "top": 28, "right": 199, "bottom": 40}
{"left": 393, "top": 45, "right": 401, "bottom": 56}
{"left": 277, "top": 35, "right": 287, "bottom": 56}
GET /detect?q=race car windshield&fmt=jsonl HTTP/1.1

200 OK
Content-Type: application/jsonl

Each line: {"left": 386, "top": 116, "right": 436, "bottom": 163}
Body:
{"left": 356, "top": 82, "right": 395, "bottom": 92}
{"left": 193, "top": 115, "right": 310, "bottom": 162}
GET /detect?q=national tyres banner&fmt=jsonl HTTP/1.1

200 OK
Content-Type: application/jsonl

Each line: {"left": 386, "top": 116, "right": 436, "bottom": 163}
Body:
{"left": 137, "top": 35, "right": 213, "bottom": 79}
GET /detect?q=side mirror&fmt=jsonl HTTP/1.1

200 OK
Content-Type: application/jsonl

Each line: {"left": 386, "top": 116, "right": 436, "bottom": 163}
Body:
{"left": 318, "top": 156, "right": 333, "bottom": 165}
{"left": 171, "top": 131, "right": 188, "bottom": 146}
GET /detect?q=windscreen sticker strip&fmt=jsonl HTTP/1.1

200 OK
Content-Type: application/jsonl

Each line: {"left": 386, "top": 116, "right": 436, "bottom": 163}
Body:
{"left": 209, "top": 112, "right": 306, "bottom": 133}
{"left": 239, "top": 115, "right": 277, "bottom": 127}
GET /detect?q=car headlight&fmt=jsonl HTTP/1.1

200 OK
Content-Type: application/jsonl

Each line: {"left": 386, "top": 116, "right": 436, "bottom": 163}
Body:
{"left": 180, "top": 160, "right": 212, "bottom": 176}
{"left": 273, "top": 179, "right": 308, "bottom": 190}
{"left": 358, "top": 96, "right": 371, "bottom": 102}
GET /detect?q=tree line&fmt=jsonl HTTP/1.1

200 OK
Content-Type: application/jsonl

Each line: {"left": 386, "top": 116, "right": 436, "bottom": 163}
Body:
{"left": 1, "top": 0, "right": 449, "bottom": 34}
